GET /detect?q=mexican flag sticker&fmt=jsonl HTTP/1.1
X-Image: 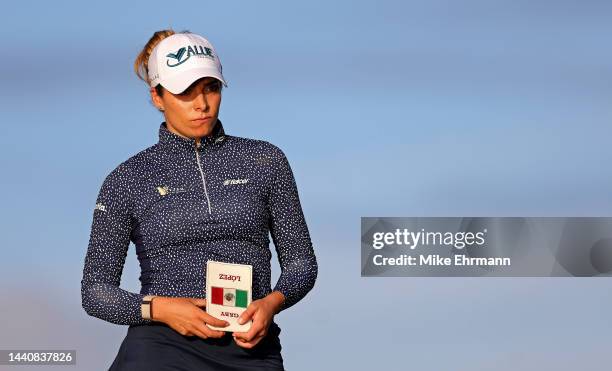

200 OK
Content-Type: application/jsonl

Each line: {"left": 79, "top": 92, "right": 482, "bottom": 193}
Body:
{"left": 211, "top": 286, "right": 248, "bottom": 308}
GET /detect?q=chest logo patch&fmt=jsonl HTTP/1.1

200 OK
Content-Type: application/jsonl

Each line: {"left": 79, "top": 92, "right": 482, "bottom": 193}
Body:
{"left": 156, "top": 185, "right": 187, "bottom": 196}
{"left": 223, "top": 178, "right": 249, "bottom": 186}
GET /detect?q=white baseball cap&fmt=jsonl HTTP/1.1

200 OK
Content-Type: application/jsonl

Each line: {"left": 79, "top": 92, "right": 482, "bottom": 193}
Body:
{"left": 147, "top": 32, "right": 227, "bottom": 94}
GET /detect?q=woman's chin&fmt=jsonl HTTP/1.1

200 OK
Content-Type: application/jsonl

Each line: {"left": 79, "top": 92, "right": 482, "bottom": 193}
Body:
{"left": 189, "top": 121, "right": 215, "bottom": 136}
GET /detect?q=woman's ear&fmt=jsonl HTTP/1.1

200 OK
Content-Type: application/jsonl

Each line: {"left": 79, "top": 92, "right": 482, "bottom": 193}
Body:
{"left": 150, "top": 86, "right": 165, "bottom": 111}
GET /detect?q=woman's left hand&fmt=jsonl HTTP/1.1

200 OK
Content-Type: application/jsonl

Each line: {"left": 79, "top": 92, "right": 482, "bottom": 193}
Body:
{"left": 232, "top": 291, "right": 285, "bottom": 349}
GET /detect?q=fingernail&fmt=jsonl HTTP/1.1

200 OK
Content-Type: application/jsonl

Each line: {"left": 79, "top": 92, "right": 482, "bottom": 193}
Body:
{"left": 238, "top": 318, "right": 244, "bottom": 324}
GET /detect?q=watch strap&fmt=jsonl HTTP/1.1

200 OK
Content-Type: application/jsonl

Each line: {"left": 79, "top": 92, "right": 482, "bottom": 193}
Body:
{"left": 141, "top": 295, "right": 156, "bottom": 320}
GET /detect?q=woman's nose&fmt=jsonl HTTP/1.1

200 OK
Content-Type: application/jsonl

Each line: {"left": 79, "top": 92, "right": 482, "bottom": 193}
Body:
{"left": 193, "top": 91, "right": 209, "bottom": 111}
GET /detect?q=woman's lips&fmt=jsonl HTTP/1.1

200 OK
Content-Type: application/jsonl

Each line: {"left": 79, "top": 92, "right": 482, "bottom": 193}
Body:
{"left": 192, "top": 117, "right": 212, "bottom": 123}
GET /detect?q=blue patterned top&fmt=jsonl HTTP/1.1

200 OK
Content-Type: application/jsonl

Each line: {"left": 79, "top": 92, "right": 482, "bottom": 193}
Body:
{"left": 81, "top": 120, "right": 318, "bottom": 325}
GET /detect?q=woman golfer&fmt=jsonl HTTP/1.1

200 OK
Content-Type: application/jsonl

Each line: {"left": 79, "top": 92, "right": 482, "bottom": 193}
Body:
{"left": 80, "top": 29, "right": 318, "bottom": 370}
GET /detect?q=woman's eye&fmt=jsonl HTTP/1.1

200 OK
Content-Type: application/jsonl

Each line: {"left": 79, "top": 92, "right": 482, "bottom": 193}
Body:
{"left": 206, "top": 84, "right": 219, "bottom": 93}
{"left": 180, "top": 82, "right": 220, "bottom": 96}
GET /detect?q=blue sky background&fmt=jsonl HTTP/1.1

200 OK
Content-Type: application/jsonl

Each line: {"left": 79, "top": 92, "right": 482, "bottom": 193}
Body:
{"left": 1, "top": 0, "right": 612, "bottom": 369}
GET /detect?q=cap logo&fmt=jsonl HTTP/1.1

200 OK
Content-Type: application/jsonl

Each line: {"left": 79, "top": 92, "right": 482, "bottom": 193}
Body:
{"left": 166, "top": 45, "right": 215, "bottom": 67}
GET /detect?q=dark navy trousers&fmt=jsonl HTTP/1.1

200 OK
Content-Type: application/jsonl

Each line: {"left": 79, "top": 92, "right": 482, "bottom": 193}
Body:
{"left": 108, "top": 321, "right": 284, "bottom": 370}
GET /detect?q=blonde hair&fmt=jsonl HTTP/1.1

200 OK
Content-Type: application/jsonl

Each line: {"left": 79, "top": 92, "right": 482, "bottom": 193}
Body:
{"left": 134, "top": 29, "right": 195, "bottom": 99}
{"left": 135, "top": 29, "right": 178, "bottom": 86}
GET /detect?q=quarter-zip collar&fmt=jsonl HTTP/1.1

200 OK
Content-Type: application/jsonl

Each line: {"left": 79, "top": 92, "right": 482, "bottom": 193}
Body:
{"left": 158, "top": 119, "right": 226, "bottom": 152}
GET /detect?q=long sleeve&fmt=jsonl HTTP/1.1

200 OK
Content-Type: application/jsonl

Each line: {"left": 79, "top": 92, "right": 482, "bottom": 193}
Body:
{"left": 268, "top": 147, "right": 318, "bottom": 312}
{"left": 81, "top": 164, "right": 151, "bottom": 326}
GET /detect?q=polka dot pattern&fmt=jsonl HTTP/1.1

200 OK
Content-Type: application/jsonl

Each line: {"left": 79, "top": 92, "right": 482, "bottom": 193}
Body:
{"left": 81, "top": 120, "right": 318, "bottom": 325}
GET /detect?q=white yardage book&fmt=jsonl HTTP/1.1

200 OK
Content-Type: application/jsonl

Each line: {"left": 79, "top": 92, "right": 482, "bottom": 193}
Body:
{"left": 205, "top": 260, "right": 253, "bottom": 332}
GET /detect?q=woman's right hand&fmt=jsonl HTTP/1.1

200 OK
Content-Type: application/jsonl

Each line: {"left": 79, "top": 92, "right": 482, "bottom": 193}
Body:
{"left": 151, "top": 296, "right": 229, "bottom": 339}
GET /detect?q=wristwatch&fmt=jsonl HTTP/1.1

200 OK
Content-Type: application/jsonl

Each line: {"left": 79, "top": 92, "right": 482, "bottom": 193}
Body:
{"left": 141, "top": 295, "right": 157, "bottom": 320}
